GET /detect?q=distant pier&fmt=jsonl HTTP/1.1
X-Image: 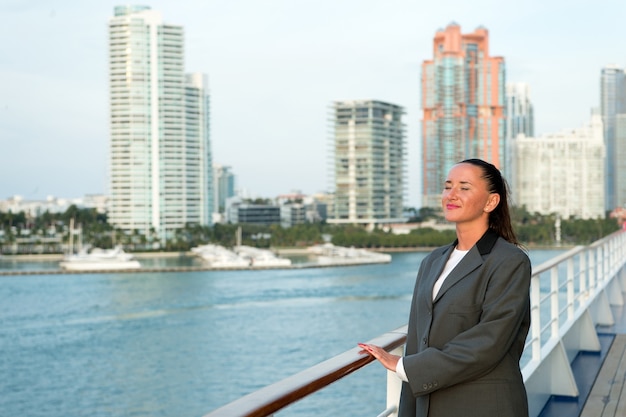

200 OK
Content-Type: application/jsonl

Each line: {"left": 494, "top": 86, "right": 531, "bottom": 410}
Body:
{"left": 0, "top": 259, "right": 391, "bottom": 276}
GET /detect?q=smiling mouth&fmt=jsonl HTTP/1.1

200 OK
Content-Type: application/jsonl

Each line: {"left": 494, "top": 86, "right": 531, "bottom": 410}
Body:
{"left": 446, "top": 204, "right": 459, "bottom": 210}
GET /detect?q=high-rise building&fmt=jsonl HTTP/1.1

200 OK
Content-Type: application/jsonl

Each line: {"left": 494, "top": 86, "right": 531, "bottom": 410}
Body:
{"left": 506, "top": 83, "right": 534, "bottom": 140}
{"left": 600, "top": 65, "right": 626, "bottom": 211}
{"left": 421, "top": 23, "right": 505, "bottom": 208}
{"left": 108, "top": 6, "right": 213, "bottom": 241}
{"left": 505, "top": 83, "right": 534, "bottom": 186}
{"left": 514, "top": 112, "right": 605, "bottom": 219}
{"left": 328, "top": 100, "right": 406, "bottom": 225}
{"left": 213, "top": 164, "right": 236, "bottom": 213}
{"left": 614, "top": 114, "right": 626, "bottom": 208}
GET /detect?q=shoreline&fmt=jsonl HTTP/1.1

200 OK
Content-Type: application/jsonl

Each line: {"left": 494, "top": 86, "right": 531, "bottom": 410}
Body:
{"left": 0, "top": 244, "right": 575, "bottom": 261}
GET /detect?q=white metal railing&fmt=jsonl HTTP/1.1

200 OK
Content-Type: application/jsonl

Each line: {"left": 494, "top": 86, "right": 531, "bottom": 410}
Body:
{"left": 204, "top": 230, "right": 626, "bottom": 417}
{"left": 522, "top": 230, "right": 626, "bottom": 417}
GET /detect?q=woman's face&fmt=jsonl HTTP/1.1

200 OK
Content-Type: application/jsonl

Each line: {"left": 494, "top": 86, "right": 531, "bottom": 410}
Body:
{"left": 441, "top": 163, "right": 499, "bottom": 226}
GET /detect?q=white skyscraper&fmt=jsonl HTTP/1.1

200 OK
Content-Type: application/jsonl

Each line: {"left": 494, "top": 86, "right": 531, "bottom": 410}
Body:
{"left": 514, "top": 112, "right": 605, "bottom": 219}
{"left": 108, "top": 6, "right": 212, "bottom": 241}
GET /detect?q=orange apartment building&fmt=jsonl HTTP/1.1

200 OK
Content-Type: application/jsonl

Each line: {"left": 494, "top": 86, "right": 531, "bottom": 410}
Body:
{"left": 421, "top": 23, "right": 505, "bottom": 208}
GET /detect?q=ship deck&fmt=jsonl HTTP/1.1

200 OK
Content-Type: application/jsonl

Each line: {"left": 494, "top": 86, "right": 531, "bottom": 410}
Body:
{"left": 540, "top": 300, "right": 626, "bottom": 417}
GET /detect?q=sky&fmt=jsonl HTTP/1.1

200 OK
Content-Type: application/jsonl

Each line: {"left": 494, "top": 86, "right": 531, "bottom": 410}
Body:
{"left": 0, "top": 0, "right": 623, "bottom": 208}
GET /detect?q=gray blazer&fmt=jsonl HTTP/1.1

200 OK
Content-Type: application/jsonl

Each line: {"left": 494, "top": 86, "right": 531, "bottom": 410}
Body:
{"left": 398, "top": 229, "right": 531, "bottom": 417}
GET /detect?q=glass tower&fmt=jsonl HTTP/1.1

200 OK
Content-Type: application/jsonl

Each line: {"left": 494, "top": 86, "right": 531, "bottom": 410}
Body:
{"left": 108, "top": 6, "right": 213, "bottom": 241}
{"left": 329, "top": 100, "right": 406, "bottom": 225}
{"left": 600, "top": 65, "right": 626, "bottom": 212}
{"left": 421, "top": 23, "right": 506, "bottom": 208}
{"left": 615, "top": 114, "right": 626, "bottom": 209}
{"left": 213, "top": 164, "right": 236, "bottom": 214}
{"left": 505, "top": 82, "right": 534, "bottom": 190}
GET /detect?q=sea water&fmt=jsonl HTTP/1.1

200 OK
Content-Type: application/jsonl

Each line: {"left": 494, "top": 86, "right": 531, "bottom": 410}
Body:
{"left": 0, "top": 249, "right": 565, "bottom": 417}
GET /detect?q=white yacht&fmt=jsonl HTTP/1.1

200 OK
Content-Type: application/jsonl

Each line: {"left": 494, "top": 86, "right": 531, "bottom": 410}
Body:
{"left": 308, "top": 243, "right": 392, "bottom": 265}
{"left": 59, "top": 245, "right": 141, "bottom": 271}
{"left": 190, "top": 244, "right": 251, "bottom": 268}
{"left": 234, "top": 245, "right": 292, "bottom": 267}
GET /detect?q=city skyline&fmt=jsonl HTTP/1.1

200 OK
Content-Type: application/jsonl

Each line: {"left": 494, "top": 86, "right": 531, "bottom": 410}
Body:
{"left": 1, "top": 0, "right": 624, "bottom": 208}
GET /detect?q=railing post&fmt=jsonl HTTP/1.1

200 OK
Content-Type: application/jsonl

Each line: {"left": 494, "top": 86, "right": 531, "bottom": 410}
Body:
{"left": 589, "top": 246, "right": 596, "bottom": 291}
{"left": 551, "top": 266, "right": 559, "bottom": 341}
{"left": 385, "top": 345, "right": 404, "bottom": 417}
{"left": 598, "top": 245, "right": 609, "bottom": 283}
{"left": 567, "top": 258, "right": 574, "bottom": 320}
{"left": 608, "top": 235, "right": 614, "bottom": 277}
{"left": 530, "top": 274, "right": 541, "bottom": 362}
{"left": 579, "top": 251, "right": 587, "bottom": 299}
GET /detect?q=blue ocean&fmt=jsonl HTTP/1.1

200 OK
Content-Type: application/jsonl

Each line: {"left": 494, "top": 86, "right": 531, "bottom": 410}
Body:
{"left": 0, "top": 249, "right": 564, "bottom": 416}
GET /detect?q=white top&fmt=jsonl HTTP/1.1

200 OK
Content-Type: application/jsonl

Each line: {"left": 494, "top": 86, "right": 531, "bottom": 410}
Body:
{"left": 432, "top": 248, "right": 469, "bottom": 300}
{"left": 396, "top": 247, "right": 470, "bottom": 382}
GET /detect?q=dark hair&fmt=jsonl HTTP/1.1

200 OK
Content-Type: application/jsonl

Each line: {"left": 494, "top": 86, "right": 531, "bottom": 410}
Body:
{"left": 459, "top": 158, "right": 519, "bottom": 245}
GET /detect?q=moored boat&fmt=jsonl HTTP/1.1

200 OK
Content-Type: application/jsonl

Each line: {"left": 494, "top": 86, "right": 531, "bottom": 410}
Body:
{"left": 234, "top": 245, "right": 292, "bottom": 267}
{"left": 307, "top": 243, "right": 392, "bottom": 265}
{"left": 190, "top": 244, "right": 251, "bottom": 268}
{"left": 59, "top": 245, "right": 141, "bottom": 271}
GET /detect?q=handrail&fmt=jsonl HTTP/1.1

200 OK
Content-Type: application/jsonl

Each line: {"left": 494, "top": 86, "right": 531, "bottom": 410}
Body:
{"left": 528, "top": 244, "right": 584, "bottom": 275}
{"left": 203, "top": 326, "right": 407, "bottom": 417}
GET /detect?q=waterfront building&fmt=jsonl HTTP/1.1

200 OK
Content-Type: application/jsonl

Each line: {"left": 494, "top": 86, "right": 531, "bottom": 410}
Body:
{"left": 421, "top": 23, "right": 506, "bottom": 208}
{"left": 275, "top": 192, "right": 328, "bottom": 226}
{"left": 108, "top": 6, "right": 213, "bottom": 241}
{"left": 276, "top": 192, "right": 309, "bottom": 228}
{"left": 310, "top": 193, "right": 331, "bottom": 222}
{"left": 600, "top": 65, "right": 626, "bottom": 211}
{"left": 280, "top": 204, "right": 307, "bottom": 228}
{"left": 514, "top": 112, "right": 605, "bottom": 219}
{"left": 505, "top": 83, "right": 534, "bottom": 185}
{"left": 328, "top": 100, "right": 406, "bottom": 226}
{"left": 214, "top": 164, "right": 236, "bottom": 214}
{"left": 82, "top": 195, "right": 109, "bottom": 214}
{"left": 226, "top": 198, "right": 281, "bottom": 226}
{"left": 0, "top": 195, "right": 106, "bottom": 217}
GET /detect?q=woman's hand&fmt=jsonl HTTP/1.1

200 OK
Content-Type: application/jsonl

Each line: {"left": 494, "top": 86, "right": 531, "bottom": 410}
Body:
{"left": 358, "top": 343, "right": 400, "bottom": 372}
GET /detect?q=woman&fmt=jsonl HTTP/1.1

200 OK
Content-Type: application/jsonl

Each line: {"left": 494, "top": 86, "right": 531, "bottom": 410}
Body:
{"left": 359, "top": 158, "right": 531, "bottom": 417}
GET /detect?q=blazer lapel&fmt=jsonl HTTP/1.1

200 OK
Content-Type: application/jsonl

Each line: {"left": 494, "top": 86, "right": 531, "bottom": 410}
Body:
{"left": 433, "top": 247, "right": 482, "bottom": 303}
{"left": 425, "top": 244, "right": 455, "bottom": 305}
{"left": 433, "top": 229, "right": 500, "bottom": 303}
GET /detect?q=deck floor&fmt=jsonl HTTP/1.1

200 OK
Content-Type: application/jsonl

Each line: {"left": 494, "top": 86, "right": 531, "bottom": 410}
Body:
{"left": 539, "top": 301, "right": 626, "bottom": 417}
{"left": 580, "top": 334, "right": 626, "bottom": 417}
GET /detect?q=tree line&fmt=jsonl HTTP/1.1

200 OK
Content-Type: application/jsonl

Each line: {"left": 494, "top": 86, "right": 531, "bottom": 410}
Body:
{"left": 0, "top": 205, "right": 621, "bottom": 254}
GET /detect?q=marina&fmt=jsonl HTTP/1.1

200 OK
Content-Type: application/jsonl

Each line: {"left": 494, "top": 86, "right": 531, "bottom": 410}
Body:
{"left": 0, "top": 261, "right": 389, "bottom": 276}
{"left": 0, "top": 245, "right": 391, "bottom": 276}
